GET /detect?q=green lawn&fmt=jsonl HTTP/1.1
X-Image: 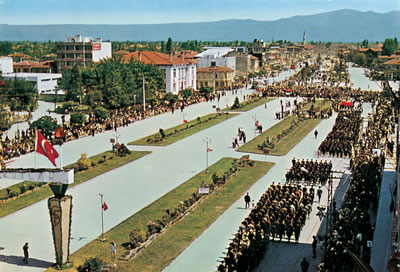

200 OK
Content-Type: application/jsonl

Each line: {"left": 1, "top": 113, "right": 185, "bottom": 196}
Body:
{"left": 223, "top": 97, "right": 276, "bottom": 112}
{"left": 54, "top": 158, "right": 274, "bottom": 272}
{"left": 129, "top": 112, "right": 238, "bottom": 146}
{"left": 0, "top": 150, "right": 150, "bottom": 218}
{"left": 237, "top": 116, "right": 322, "bottom": 156}
{"left": 237, "top": 100, "right": 332, "bottom": 156}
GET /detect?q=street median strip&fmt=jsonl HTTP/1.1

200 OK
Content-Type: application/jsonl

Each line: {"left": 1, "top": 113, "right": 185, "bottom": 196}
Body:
{"left": 129, "top": 112, "right": 238, "bottom": 146}
{"left": 53, "top": 157, "right": 274, "bottom": 272}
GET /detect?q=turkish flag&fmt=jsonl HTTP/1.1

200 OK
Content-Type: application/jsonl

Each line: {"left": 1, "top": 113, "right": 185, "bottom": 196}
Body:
{"left": 35, "top": 129, "right": 59, "bottom": 167}
{"left": 102, "top": 202, "right": 108, "bottom": 211}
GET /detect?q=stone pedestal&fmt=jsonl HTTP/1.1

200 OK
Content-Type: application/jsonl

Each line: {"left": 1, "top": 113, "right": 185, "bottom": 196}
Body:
{"left": 48, "top": 195, "right": 72, "bottom": 265}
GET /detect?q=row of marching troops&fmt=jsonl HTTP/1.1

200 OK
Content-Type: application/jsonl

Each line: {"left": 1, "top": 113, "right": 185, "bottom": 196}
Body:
{"left": 318, "top": 95, "right": 394, "bottom": 271}
{"left": 217, "top": 183, "right": 314, "bottom": 272}
{"left": 286, "top": 158, "right": 333, "bottom": 185}
{"left": 318, "top": 110, "right": 362, "bottom": 158}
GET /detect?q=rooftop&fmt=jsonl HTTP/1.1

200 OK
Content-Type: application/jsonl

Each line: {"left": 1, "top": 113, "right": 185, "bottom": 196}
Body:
{"left": 196, "top": 47, "right": 234, "bottom": 59}
{"left": 383, "top": 59, "right": 400, "bottom": 65}
{"left": 124, "top": 51, "right": 195, "bottom": 66}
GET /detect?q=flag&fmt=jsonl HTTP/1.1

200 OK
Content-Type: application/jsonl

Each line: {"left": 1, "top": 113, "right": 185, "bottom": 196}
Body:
{"left": 207, "top": 147, "right": 213, "bottom": 152}
{"left": 300, "top": 167, "right": 309, "bottom": 173}
{"left": 102, "top": 202, "right": 108, "bottom": 211}
{"left": 184, "top": 120, "right": 188, "bottom": 123}
{"left": 35, "top": 129, "right": 59, "bottom": 167}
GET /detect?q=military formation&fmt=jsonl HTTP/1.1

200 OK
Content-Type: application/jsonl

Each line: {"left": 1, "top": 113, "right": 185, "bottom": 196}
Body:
{"left": 217, "top": 183, "right": 314, "bottom": 272}
{"left": 285, "top": 158, "right": 332, "bottom": 186}
{"left": 318, "top": 97, "right": 395, "bottom": 271}
{"left": 318, "top": 110, "right": 362, "bottom": 158}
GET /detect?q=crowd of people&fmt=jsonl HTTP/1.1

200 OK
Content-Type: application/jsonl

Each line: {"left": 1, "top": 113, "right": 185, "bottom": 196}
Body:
{"left": 318, "top": 96, "right": 394, "bottom": 271}
{"left": 285, "top": 158, "right": 332, "bottom": 186}
{"left": 318, "top": 110, "right": 363, "bottom": 158}
{"left": 218, "top": 183, "right": 314, "bottom": 272}
{"left": 0, "top": 90, "right": 215, "bottom": 161}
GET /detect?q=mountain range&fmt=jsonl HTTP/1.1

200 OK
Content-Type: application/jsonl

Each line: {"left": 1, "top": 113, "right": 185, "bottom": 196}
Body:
{"left": 0, "top": 9, "right": 399, "bottom": 42}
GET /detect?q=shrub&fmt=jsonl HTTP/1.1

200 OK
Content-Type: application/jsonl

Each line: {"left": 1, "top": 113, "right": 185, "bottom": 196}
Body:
{"left": 129, "top": 229, "right": 147, "bottom": 248}
{"left": 70, "top": 112, "right": 87, "bottom": 124}
{"left": 77, "top": 257, "right": 104, "bottom": 272}
{"left": 18, "top": 184, "right": 27, "bottom": 194}
{"left": 77, "top": 153, "right": 91, "bottom": 171}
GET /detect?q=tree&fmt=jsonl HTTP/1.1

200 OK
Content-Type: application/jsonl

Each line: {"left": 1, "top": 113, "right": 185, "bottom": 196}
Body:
{"left": 383, "top": 38, "right": 398, "bottom": 56}
{"left": 70, "top": 112, "right": 86, "bottom": 124}
{"left": 180, "top": 88, "right": 192, "bottom": 101}
{"left": 166, "top": 37, "right": 173, "bottom": 53}
{"left": 30, "top": 116, "right": 58, "bottom": 137}
{"left": 161, "top": 40, "right": 165, "bottom": 53}
{"left": 361, "top": 39, "right": 369, "bottom": 48}
{"left": 93, "top": 106, "right": 109, "bottom": 121}
{"left": 164, "top": 93, "right": 178, "bottom": 109}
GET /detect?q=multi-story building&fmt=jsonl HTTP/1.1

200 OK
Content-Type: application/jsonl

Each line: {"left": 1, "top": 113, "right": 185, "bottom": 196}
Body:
{"left": 13, "top": 60, "right": 55, "bottom": 73}
{"left": 56, "top": 35, "right": 112, "bottom": 72}
{"left": 2, "top": 73, "right": 62, "bottom": 94}
{"left": 196, "top": 66, "right": 234, "bottom": 91}
{"left": 124, "top": 51, "right": 197, "bottom": 94}
{"left": 196, "top": 47, "right": 236, "bottom": 77}
{"left": 226, "top": 52, "right": 259, "bottom": 77}
{"left": 0, "top": 57, "right": 13, "bottom": 74}
{"left": 383, "top": 59, "right": 400, "bottom": 81}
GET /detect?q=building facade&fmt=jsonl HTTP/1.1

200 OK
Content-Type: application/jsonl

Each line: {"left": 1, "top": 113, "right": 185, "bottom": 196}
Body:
{"left": 2, "top": 73, "right": 62, "bottom": 94}
{"left": 196, "top": 47, "right": 236, "bottom": 77}
{"left": 0, "top": 57, "right": 13, "bottom": 74}
{"left": 56, "top": 35, "right": 112, "bottom": 72}
{"left": 383, "top": 59, "right": 400, "bottom": 81}
{"left": 124, "top": 51, "right": 197, "bottom": 94}
{"left": 13, "top": 60, "right": 54, "bottom": 73}
{"left": 196, "top": 66, "right": 234, "bottom": 91}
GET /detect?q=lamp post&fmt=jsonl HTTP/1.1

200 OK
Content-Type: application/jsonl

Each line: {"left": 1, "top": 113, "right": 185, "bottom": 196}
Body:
{"left": 203, "top": 137, "right": 211, "bottom": 173}
{"left": 99, "top": 193, "right": 105, "bottom": 241}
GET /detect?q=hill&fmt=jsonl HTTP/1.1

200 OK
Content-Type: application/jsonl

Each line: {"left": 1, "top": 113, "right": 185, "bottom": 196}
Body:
{"left": 0, "top": 9, "right": 399, "bottom": 42}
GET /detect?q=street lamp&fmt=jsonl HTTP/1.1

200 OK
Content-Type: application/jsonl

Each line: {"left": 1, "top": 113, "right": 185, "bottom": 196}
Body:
{"left": 203, "top": 137, "right": 211, "bottom": 172}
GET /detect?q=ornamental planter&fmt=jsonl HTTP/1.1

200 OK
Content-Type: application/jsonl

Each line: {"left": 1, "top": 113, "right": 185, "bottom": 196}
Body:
{"left": 48, "top": 194, "right": 72, "bottom": 265}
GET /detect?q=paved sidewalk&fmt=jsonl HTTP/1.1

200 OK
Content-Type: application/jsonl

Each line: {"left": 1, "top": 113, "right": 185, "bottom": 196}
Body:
{"left": 370, "top": 151, "right": 396, "bottom": 272}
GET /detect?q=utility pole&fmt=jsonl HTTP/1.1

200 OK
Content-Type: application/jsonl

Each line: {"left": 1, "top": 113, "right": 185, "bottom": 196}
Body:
{"left": 203, "top": 137, "right": 211, "bottom": 172}
{"left": 99, "top": 193, "right": 105, "bottom": 241}
{"left": 143, "top": 75, "right": 146, "bottom": 113}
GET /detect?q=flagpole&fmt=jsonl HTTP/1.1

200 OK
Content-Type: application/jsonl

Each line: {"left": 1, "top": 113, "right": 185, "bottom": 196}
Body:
{"left": 99, "top": 193, "right": 105, "bottom": 241}
{"left": 34, "top": 128, "right": 37, "bottom": 169}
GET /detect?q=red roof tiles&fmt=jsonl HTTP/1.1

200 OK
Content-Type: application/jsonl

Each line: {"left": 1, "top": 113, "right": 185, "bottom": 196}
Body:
{"left": 124, "top": 51, "right": 193, "bottom": 66}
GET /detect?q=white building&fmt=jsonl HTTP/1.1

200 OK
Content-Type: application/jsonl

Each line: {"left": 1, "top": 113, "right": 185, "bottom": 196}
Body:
{"left": 196, "top": 47, "right": 236, "bottom": 77}
{"left": 0, "top": 57, "right": 13, "bottom": 74}
{"left": 124, "top": 51, "right": 197, "bottom": 94}
{"left": 56, "top": 35, "right": 112, "bottom": 72}
{"left": 2, "top": 73, "right": 63, "bottom": 94}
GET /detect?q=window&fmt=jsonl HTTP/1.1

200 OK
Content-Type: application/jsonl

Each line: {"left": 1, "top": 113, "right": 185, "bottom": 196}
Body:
{"left": 215, "top": 73, "right": 218, "bottom": 79}
{"left": 173, "top": 69, "right": 176, "bottom": 78}
{"left": 211, "top": 61, "right": 216, "bottom": 66}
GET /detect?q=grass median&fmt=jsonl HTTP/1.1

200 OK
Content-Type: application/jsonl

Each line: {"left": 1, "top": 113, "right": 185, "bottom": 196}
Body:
{"left": 224, "top": 97, "right": 275, "bottom": 112}
{"left": 237, "top": 116, "right": 322, "bottom": 156}
{"left": 53, "top": 158, "right": 274, "bottom": 272}
{"left": 0, "top": 150, "right": 150, "bottom": 218}
{"left": 129, "top": 112, "right": 238, "bottom": 146}
{"left": 237, "top": 100, "right": 332, "bottom": 156}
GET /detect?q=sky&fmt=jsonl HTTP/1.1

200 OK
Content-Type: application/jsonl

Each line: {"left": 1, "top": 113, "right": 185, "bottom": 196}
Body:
{"left": 0, "top": 0, "right": 399, "bottom": 25}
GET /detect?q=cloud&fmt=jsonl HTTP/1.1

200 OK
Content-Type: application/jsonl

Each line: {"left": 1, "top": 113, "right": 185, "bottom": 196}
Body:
{"left": 0, "top": 0, "right": 7, "bottom": 4}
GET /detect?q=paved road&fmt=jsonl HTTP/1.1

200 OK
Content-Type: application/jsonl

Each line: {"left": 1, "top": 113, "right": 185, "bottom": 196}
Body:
{"left": 1, "top": 87, "right": 296, "bottom": 272}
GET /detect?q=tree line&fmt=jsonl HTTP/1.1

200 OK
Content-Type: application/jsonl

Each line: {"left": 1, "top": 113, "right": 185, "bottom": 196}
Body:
{"left": 58, "top": 56, "right": 166, "bottom": 110}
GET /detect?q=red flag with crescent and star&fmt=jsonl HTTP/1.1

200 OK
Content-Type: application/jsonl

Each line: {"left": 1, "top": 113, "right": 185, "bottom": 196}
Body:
{"left": 35, "top": 129, "right": 59, "bottom": 167}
